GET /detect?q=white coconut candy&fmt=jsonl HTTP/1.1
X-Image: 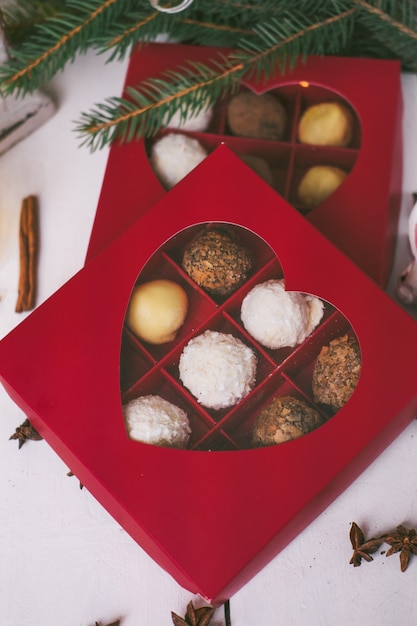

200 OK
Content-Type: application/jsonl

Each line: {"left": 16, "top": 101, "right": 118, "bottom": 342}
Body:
{"left": 123, "top": 395, "right": 191, "bottom": 448}
{"left": 165, "top": 100, "right": 213, "bottom": 132}
{"left": 241, "top": 279, "right": 324, "bottom": 349}
{"left": 179, "top": 330, "right": 257, "bottom": 410}
{"left": 150, "top": 133, "right": 208, "bottom": 189}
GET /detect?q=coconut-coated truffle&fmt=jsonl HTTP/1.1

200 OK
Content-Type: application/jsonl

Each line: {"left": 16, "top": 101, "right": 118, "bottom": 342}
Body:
{"left": 252, "top": 395, "right": 325, "bottom": 446}
{"left": 150, "top": 133, "right": 208, "bottom": 189}
{"left": 179, "top": 330, "right": 257, "bottom": 410}
{"left": 123, "top": 395, "right": 191, "bottom": 448}
{"left": 312, "top": 334, "right": 361, "bottom": 411}
{"left": 241, "top": 279, "right": 324, "bottom": 349}
{"left": 165, "top": 100, "right": 213, "bottom": 132}
{"left": 182, "top": 228, "right": 253, "bottom": 297}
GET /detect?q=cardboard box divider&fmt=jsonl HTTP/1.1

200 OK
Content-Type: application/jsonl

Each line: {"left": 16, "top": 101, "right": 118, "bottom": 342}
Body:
{"left": 86, "top": 43, "right": 403, "bottom": 289}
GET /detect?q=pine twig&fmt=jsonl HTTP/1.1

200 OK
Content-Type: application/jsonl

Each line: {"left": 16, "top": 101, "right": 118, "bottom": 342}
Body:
{"left": 2, "top": 1, "right": 417, "bottom": 147}
{"left": 0, "top": 0, "right": 133, "bottom": 95}
{"left": 76, "top": 6, "right": 355, "bottom": 149}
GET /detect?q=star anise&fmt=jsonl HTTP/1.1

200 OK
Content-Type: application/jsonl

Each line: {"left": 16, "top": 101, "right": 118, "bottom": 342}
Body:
{"left": 171, "top": 601, "right": 215, "bottom": 626}
{"left": 384, "top": 525, "right": 417, "bottom": 572}
{"left": 349, "top": 522, "right": 385, "bottom": 567}
{"left": 9, "top": 418, "right": 42, "bottom": 448}
{"left": 67, "top": 470, "right": 84, "bottom": 489}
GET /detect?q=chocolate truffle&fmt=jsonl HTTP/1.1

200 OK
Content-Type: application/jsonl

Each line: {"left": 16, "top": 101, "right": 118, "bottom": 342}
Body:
{"left": 241, "top": 279, "right": 324, "bottom": 349}
{"left": 312, "top": 334, "right": 361, "bottom": 411}
{"left": 240, "top": 154, "right": 274, "bottom": 186}
{"left": 297, "top": 165, "right": 347, "bottom": 207}
{"left": 123, "top": 395, "right": 191, "bottom": 448}
{"left": 298, "top": 101, "right": 354, "bottom": 147}
{"left": 182, "top": 228, "right": 253, "bottom": 297}
{"left": 179, "top": 330, "right": 257, "bottom": 410}
{"left": 150, "top": 132, "right": 208, "bottom": 189}
{"left": 227, "top": 91, "right": 287, "bottom": 140}
{"left": 252, "top": 395, "right": 325, "bottom": 446}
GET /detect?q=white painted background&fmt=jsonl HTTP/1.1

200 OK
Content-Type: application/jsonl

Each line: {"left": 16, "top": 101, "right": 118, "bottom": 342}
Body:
{"left": 0, "top": 48, "right": 417, "bottom": 626}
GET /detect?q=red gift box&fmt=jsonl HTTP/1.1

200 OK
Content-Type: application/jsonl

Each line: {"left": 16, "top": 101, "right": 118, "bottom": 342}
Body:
{"left": 86, "top": 43, "right": 402, "bottom": 288}
{"left": 1, "top": 146, "right": 416, "bottom": 604}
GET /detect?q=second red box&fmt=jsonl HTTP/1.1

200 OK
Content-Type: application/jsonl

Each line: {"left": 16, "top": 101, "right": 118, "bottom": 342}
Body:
{"left": 87, "top": 43, "right": 403, "bottom": 288}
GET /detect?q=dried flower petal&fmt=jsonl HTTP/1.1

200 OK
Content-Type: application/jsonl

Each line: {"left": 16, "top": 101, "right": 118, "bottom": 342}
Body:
{"left": 67, "top": 470, "right": 84, "bottom": 489}
{"left": 186, "top": 602, "right": 198, "bottom": 626}
{"left": 350, "top": 521, "right": 365, "bottom": 549}
{"left": 349, "top": 522, "right": 384, "bottom": 567}
{"left": 171, "top": 601, "right": 215, "bottom": 626}
{"left": 400, "top": 547, "right": 412, "bottom": 572}
{"left": 9, "top": 418, "right": 42, "bottom": 448}
{"left": 384, "top": 525, "right": 417, "bottom": 572}
{"left": 171, "top": 612, "right": 188, "bottom": 626}
{"left": 195, "top": 607, "right": 215, "bottom": 626}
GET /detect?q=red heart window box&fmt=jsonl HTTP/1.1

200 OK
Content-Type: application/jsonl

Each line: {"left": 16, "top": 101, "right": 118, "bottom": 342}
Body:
{"left": 86, "top": 43, "right": 402, "bottom": 289}
{"left": 1, "top": 147, "right": 416, "bottom": 605}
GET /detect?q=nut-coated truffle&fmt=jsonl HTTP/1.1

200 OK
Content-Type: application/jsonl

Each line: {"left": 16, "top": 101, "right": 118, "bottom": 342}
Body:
{"left": 312, "top": 334, "right": 361, "bottom": 410}
{"left": 252, "top": 395, "right": 325, "bottom": 446}
{"left": 182, "top": 228, "right": 253, "bottom": 297}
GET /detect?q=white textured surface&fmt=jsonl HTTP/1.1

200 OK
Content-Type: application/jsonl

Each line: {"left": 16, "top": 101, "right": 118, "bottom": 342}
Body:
{"left": 150, "top": 132, "right": 208, "bottom": 188}
{"left": 165, "top": 99, "right": 213, "bottom": 131}
{"left": 241, "top": 279, "right": 324, "bottom": 349}
{"left": 179, "top": 329, "right": 257, "bottom": 409}
{"left": 0, "top": 51, "right": 417, "bottom": 626}
{"left": 123, "top": 395, "right": 191, "bottom": 447}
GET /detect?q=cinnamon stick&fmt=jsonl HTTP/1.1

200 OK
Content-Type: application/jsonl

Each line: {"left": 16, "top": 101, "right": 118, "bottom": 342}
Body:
{"left": 15, "top": 195, "right": 39, "bottom": 312}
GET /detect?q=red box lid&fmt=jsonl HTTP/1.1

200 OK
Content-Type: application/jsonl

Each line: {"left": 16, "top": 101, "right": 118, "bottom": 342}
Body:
{"left": 86, "top": 43, "right": 403, "bottom": 288}
{"left": 1, "top": 146, "right": 415, "bottom": 604}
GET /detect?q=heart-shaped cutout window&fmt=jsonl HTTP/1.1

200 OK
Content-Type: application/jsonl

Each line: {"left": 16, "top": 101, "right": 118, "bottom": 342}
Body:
{"left": 146, "top": 84, "right": 361, "bottom": 215}
{"left": 120, "top": 223, "right": 361, "bottom": 451}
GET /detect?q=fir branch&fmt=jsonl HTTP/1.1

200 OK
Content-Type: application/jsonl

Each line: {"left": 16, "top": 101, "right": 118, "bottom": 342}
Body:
{"left": 75, "top": 54, "right": 246, "bottom": 149}
{"left": 0, "top": 0, "right": 139, "bottom": 95}
{"left": 100, "top": 11, "right": 252, "bottom": 63}
{"left": 357, "top": 1, "right": 416, "bottom": 35}
{"left": 0, "top": 1, "right": 67, "bottom": 47}
{"left": 181, "top": 18, "right": 253, "bottom": 37}
{"left": 98, "top": 10, "right": 160, "bottom": 61}
{"left": 2, "top": 0, "right": 417, "bottom": 149}
{"left": 100, "top": 4, "right": 259, "bottom": 62}
{"left": 355, "top": 0, "right": 417, "bottom": 70}
{"left": 76, "top": 5, "right": 356, "bottom": 149}
{"left": 233, "top": 7, "right": 356, "bottom": 79}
